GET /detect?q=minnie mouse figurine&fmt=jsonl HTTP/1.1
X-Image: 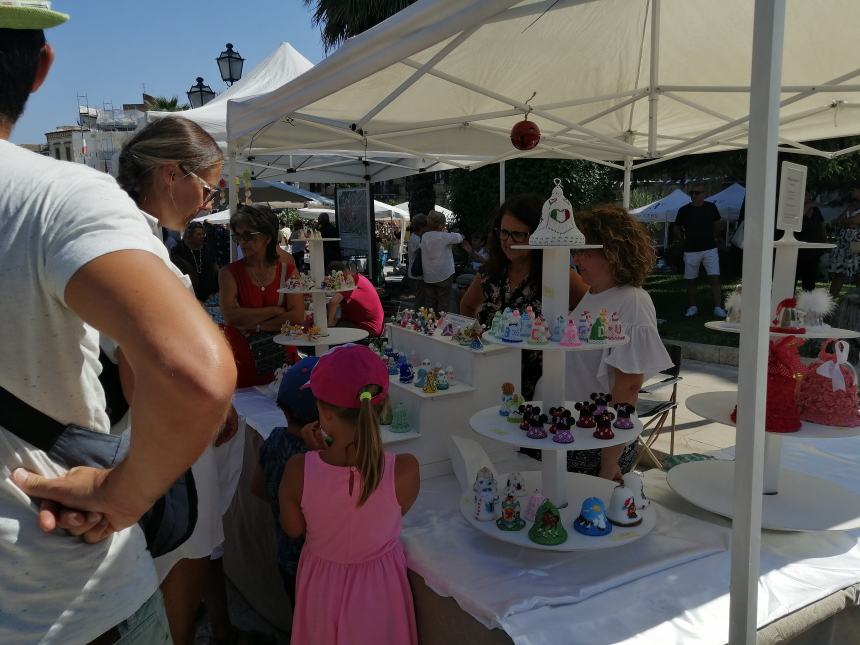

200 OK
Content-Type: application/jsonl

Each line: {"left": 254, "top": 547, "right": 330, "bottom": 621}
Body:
{"left": 575, "top": 401, "right": 597, "bottom": 428}
{"left": 613, "top": 403, "right": 635, "bottom": 429}
{"left": 591, "top": 392, "right": 612, "bottom": 415}
{"left": 519, "top": 404, "right": 535, "bottom": 432}
{"left": 526, "top": 409, "right": 549, "bottom": 439}
{"left": 593, "top": 409, "right": 616, "bottom": 440}
{"left": 552, "top": 416, "right": 575, "bottom": 444}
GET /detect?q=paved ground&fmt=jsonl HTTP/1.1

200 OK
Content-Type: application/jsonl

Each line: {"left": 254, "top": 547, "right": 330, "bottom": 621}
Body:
{"left": 645, "top": 358, "right": 738, "bottom": 457}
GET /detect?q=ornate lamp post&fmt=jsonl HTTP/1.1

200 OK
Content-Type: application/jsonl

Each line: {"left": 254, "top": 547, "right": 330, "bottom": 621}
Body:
{"left": 216, "top": 43, "right": 244, "bottom": 86}
{"left": 187, "top": 77, "right": 215, "bottom": 108}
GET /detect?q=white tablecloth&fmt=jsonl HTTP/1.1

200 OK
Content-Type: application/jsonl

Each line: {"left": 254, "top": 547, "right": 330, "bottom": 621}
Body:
{"left": 403, "top": 438, "right": 860, "bottom": 645}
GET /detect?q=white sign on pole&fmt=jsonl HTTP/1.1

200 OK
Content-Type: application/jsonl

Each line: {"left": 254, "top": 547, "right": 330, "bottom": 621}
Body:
{"left": 775, "top": 161, "right": 807, "bottom": 232}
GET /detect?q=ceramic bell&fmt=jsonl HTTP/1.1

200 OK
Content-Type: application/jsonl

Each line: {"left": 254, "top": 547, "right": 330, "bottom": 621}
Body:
{"left": 423, "top": 369, "right": 438, "bottom": 394}
{"left": 499, "top": 382, "right": 515, "bottom": 416}
{"left": 414, "top": 365, "right": 427, "bottom": 388}
{"left": 528, "top": 178, "right": 586, "bottom": 246}
{"left": 577, "top": 312, "right": 591, "bottom": 342}
{"left": 490, "top": 311, "right": 504, "bottom": 337}
{"left": 770, "top": 297, "right": 806, "bottom": 334}
{"left": 445, "top": 365, "right": 456, "bottom": 385}
{"left": 472, "top": 466, "right": 499, "bottom": 521}
{"left": 606, "top": 484, "right": 642, "bottom": 526}
{"left": 496, "top": 490, "right": 526, "bottom": 531}
{"left": 613, "top": 403, "right": 635, "bottom": 429}
{"left": 574, "top": 401, "right": 596, "bottom": 428}
{"left": 399, "top": 360, "right": 414, "bottom": 384}
{"left": 436, "top": 369, "right": 450, "bottom": 390}
{"left": 622, "top": 471, "right": 650, "bottom": 509}
{"left": 523, "top": 490, "right": 546, "bottom": 522}
{"left": 391, "top": 403, "right": 411, "bottom": 433}
{"left": 559, "top": 318, "right": 581, "bottom": 347}
{"left": 588, "top": 309, "right": 607, "bottom": 343}
{"left": 505, "top": 472, "right": 527, "bottom": 497}
{"left": 550, "top": 315, "right": 566, "bottom": 343}
{"left": 528, "top": 499, "right": 568, "bottom": 545}
{"left": 572, "top": 496, "right": 613, "bottom": 536}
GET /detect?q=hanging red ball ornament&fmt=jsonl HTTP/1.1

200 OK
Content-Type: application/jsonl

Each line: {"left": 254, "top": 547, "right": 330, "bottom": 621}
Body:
{"left": 510, "top": 117, "right": 541, "bottom": 151}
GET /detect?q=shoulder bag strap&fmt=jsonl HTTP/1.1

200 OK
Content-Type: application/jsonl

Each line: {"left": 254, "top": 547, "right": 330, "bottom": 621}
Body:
{"left": 277, "top": 263, "right": 287, "bottom": 307}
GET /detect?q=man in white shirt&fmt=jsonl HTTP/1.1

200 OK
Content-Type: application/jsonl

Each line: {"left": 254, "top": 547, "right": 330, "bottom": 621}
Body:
{"left": 407, "top": 213, "right": 428, "bottom": 307}
{"left": 420, "top": 211, "right": 470, "bottom": 313}
{"left": 0, "top": 6, "right": 236, "bottom": 643}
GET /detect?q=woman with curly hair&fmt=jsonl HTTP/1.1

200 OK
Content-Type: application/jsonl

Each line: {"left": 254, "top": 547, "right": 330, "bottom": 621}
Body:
{"left": 560, "top": 205, "right": 673, "bottom": 481}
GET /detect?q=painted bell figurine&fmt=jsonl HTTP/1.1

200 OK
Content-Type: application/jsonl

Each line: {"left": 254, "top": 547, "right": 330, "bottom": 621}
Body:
{"left": 552, "top": 416, "right": 575, "bottom": 444}
{"left": 496, "top": 490, "right": 526, "bottom": 531}
{"left": 577, "top": 312, "right": 591, "bottom": 342}
{"left": 391, "top": 403, "right": 411, "bottom": 433}
{"left": 574, "top": 401, "right": 597, "bottom": 428}
{"left": 436, "top": 369, "right": 449, "bottom": 390}
{"left": 592, "top": 409, "right": 616, "bottom": 440}
{"left": 445, "top": 365, "right": 456, "bottom": 385}
{"left": 528, "top": 315, "right": 550, "bottom": 345}
{"left": 399, "top": 360, "right": 414, "bottom": 384}
{"left": 606, "top": 484, "right": 642, "bottom": 526}
{"left": 499, "top": 382, "right": 515, "bottom": 416}
{"left": 591, "top": 392, "right": 612, "bottom": 415}
{"left": 573, "top": 497, "right": 612, "bottom": 536}
{"left": 387, "top": 356, "right": 399, "bottom": 376}
{"left": 423, "top": 369, "right": 438, "bottom": 394}
{"left": 528, "top": 500, "right": 568, "bottom": 545}
{"left": 613, "top": 403, "right": 635, "bottom": 429}
{"left": 502, "top": 310, "right": 523, "bottom": 343}
{"left": 589, "top": 309, "right": 607, "bottom": 343}
{"left": 526, "top": 411, "right": 549, "bottom": 439}
{"left": 506, "top": 472, "right": 527, "bottom": 497}
{"left": 559, "top": 318, "right": 581, "bottom": 347}
{"left": 523, "top": 490, "right": 545, "bottom": 522}
{"left": 414, "top": 365, "right": 428, "bottom": 388}
{"left": 550, "top": 315, "right": 566, "bottom": 343}
{"left": 521, "top": 306, "right": 535, "bottom": 339}
{"left": 490, "top": 311, "right": 504, "bottom": 337}
{"left": 623, "top": 471, "right": 650, "bottom": 509}
{"left": 473, "top": 467, "right": 499, "bottom": 521}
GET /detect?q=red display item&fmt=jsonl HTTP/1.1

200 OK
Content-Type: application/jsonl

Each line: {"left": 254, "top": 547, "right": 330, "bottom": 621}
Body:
{"left": 765, "top": 337, "right": 805, "bottom": 432}
{"left": 592, "top": 409, "right": 616, "bottom": 440}
{"left": 769, "top": 297, "right": 806, "bottom": 334}
{"left": 510, "top": 117, "right": 541, "bottom": 151}
{"left": 798, "top": 339, "right": 860, "bottom": 427}
{"left": 574, "top": 401, "right": 596, "bottom": 428}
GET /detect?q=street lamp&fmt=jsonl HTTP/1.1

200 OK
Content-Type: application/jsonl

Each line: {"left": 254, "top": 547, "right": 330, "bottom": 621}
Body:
{"left": 187, "top": 77, "right": 215, "bottom": 108}
{"left": 216, "top": 43, "right": 244, "bottom": 86}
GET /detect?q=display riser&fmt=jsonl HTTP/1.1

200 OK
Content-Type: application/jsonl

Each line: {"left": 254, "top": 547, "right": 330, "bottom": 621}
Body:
{"left": 385, "top": 324, "right": 522, "bottom": 480}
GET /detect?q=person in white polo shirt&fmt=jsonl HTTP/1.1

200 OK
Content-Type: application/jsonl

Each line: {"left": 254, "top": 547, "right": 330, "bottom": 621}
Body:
{"left": 674, "top": 184, "right": 727, "bottom": 318}
{"left": 419, "top": 210, "right": 471, "bottom": 313}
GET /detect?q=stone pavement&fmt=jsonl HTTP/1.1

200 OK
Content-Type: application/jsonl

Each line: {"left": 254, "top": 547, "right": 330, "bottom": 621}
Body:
{"left": 644, "top": 358, "right": 739, "bottom": 458}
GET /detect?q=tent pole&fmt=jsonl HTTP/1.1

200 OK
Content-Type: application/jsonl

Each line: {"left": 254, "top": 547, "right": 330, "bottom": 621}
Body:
{"left": 647, "top": 0, "right": 660, "bottom": 156}
{"left": 366, "top": 181, "right": 374, "bottom": 283}
{"left": 228, "top": 149, "right": 238, "bottom": 262}
{"left": 499, "top": 160, "right": 505, "bottom": 205}
{"left": 622, "top": 157, "right": 632, "bottom": 209}
{"left": 730, "top": 1, "right": 785, "bottom": 643}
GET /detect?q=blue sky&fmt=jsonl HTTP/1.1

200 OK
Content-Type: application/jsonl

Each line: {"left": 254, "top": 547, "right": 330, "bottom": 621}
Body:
{"left": 12, "top": 0, "right": 326, "bottom": 144}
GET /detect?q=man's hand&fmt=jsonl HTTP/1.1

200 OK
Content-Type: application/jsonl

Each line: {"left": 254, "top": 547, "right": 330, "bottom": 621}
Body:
{"left": 11, "top": 466, "right": 145, "bottom": 542}
{"left": 299, "top": 421, "right": 326, "bottom": 451}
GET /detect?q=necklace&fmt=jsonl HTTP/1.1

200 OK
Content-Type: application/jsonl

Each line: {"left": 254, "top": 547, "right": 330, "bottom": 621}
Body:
{"left": 246, "top": 262, "right": 273, "bottom": 291}
{"left": 190, "top": 248, "right": 203, "bottom": 274}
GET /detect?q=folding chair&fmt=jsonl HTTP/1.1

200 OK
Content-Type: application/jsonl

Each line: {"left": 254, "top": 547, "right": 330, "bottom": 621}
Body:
{"left": 630, "top": 344, "right": 683, "bottom": 471}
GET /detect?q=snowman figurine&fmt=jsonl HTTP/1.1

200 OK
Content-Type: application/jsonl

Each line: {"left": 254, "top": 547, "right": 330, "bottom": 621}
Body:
{"left": 473, "top": 467, "right": 500, "bottom": 521}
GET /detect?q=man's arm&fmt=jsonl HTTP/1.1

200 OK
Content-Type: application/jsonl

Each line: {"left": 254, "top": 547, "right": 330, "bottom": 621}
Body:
{"left": 14, "top": 250, "right": 236, "bottom": 537}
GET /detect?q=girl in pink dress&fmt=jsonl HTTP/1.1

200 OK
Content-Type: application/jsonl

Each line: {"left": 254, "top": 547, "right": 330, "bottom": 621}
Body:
{"left": 279, "top": 345, "right": 420, "bottom": 645}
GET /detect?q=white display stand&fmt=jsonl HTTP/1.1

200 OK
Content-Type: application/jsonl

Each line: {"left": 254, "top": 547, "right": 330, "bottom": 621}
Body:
{"left": 271, "top": 237, "right": 368, "bottom": 352}
{"left": 673, "top": 232, "right": 860, "bottom": 530}
{"left": 469, "top": 402, "right": 642, "bottom": 451}
{"left": 459, "top": 470, "right": 656, "bottom": 551}
{"left": 384, "top": 322, "right": 522, "bottom": 480}
{"left": 667, "top": 460, "right": 860, "bottom": 531}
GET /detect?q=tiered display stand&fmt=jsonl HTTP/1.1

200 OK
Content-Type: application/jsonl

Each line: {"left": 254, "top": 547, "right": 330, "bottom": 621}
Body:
{"left": 272, "top": 237, "right": 368, "bottom": 352}
{"left": 460, "top": 242, "right": 656, "bottom": 550}
{"left": 668, "top": 232, "right": 860, "bottom": 531}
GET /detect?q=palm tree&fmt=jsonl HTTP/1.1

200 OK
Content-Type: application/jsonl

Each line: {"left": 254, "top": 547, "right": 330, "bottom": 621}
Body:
{"left": 144, "top": 96, "right": 189, "bottom": 112}
{"left": 302, "top": 0, "right": 435, "bottom": 216}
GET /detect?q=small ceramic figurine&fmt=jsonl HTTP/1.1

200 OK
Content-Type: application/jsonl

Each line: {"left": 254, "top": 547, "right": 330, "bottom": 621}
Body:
{"left": 589, "top": 309, "right": 607, "bottom": 343}
{"left": 623, "top": 471, "right": 650, "bottom": 509}
{"left": 436, "top": 369, "right": 450, "bottom": 390}
{"left": 414, "top": 363, "right": 428, "bottom": 388}
{"left": 592, "top": 409, "right": 616, "bottom": 440}
{"left": 517, "top": 404, "right": 534, "bottom": 431}
{"left": 577, "top": 311, "right": 592, "bottom": 343}
{"left": 521, "top": 306, "right": 535, "bottom": 340}
{"left": 559, "top": 318, "right": 581, "bottom": 347}
{"left": 445, "top": 365, "right": 456, "bottom": 386}
{"left": 574, "top": 401, "right": 597, "bottom": 428}
{"left": 591, "top": 392, "right": 612, "bottom": 415}
{"left": 499, "top": 382, "right": 515, "bottom": 416}
{"left": 423, "top": 369, "right": 438, "bottom": 394}
{"left": 523, "top": 490, "right": 545, "bottom": 522}
{"left": 528, "top": 500, "right": 568, "bottom": 545}
{"left": 573, "top": 497, "right": 613, "bottom": 536}
{"left": 473, "top": 467, "right": 500, "bottom": 521}
{"left": 399, "top": 360, "right": 414, "bottom": 384}
{"left": 526, "top": 410, "right": 549, "bottom": 439}
{"left": 441, "top": 321, "right": 455, "bottom": 336}
{"left": 606, "top": 484, "right": 642, "bottom": 527}
{"left": 391, "top": 403, "right": 411, "bottom": 433}
{"left": 613, "top": 403, "right": 635, "bottom": 429}
{"left": 550, "top": 314, "right": 566, "bottom": 343}
{"left": 528, "top": 315, "right": 550, "bottom": 345}
{"left": 387, "top": 356, "right": 399, "bottom": 376}
{"left": 552, "top": 416, "right": 575, "bottom": 444}
{"left": 496, "top": 489, "right": 526, "bottom": 531}
{"left": 490, "top": 311, "right": 504, "bottom": 338}
{"left": 502, "top": 310, "right": 523, "bottom": 343}
{"left": 506, "top": 472, "right": 527, "bottom": 497}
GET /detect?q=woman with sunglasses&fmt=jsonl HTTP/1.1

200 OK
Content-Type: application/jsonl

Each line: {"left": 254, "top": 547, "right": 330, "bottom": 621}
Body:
{"left": 460, "top": 194, "right": 588, "bottom": 399}
{"left": 115, "top": 116, "right": 240, "bottom": 645}
{"left": 219, "top": 204, "right": 305, "bottom": 385}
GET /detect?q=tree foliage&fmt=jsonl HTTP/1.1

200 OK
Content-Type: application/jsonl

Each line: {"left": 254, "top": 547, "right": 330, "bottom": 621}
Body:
{"left": 447, "top": 159, "right": 620, "bottom": 236}
{"left": 144, "top": 96, "right": 188, "bottom": 112}
{"left": 303, "top": 0, "right": 418, "bottom": 52}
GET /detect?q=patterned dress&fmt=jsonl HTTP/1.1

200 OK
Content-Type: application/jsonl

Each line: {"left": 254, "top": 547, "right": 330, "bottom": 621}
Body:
{"left": 828, "top": 225, "right": 860, "bottom": 280}
{"left": 477, "top": 267, "right": 543, "bottom": 399}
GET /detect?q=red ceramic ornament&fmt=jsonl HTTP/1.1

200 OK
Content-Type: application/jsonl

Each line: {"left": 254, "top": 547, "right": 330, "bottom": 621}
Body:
{"left": 510, "top": 118, "right": 541, "bottom": 151}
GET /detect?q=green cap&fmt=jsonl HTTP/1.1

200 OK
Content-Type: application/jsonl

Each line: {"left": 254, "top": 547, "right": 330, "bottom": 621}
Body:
{"left": 0, "top": 1, "right": 68, "bottom": 30}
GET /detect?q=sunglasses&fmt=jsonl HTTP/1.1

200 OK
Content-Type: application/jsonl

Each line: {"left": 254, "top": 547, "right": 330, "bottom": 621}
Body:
{"left": 497, "top": 227, "right": 530, "bottom": 243}
{"left": 231, "top": 231, "right": 264, "bottom": 243}
{"left": 181, "top": 166, "right": 220, "bottom": 205}
{"left": 690, "top": 190, "right": 704, "bottom": 196}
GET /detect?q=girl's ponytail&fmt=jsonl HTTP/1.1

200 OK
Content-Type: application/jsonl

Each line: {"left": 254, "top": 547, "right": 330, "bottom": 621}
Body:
{"left": 354, "top": 388, "right": 384, "bottom": 505}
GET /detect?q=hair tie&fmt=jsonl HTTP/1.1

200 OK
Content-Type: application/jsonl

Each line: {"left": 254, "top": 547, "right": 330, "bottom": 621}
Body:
{"left": 359, "top": 391, "right": 372, "bottom": 402}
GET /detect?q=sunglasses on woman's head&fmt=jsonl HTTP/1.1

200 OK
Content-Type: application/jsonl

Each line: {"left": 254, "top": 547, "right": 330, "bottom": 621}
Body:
{"left": 496, "top": 227, "right": 530, "bottom": 243}
{"left": 181, "top": 166, "right": 220, "bottom": 205}
{"left": 231, "top": 231, "right": 263, "bottom": 243}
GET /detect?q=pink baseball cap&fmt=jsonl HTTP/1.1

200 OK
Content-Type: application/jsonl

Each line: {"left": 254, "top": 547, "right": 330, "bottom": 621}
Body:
{"left": 302, "top": 344, "right": 389, "bottom": 408}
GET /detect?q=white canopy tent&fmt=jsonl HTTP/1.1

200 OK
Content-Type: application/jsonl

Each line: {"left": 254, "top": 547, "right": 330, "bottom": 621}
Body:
{"left": 630, "top": 188, "right": 690, "bottom": 223}
{"left": 297, "top": 200, "right": 409, "bottom": 221}
{"left": 223, "top": 3, "right": 860, "bottom": 641}
{"left": 708, "top": 182, "right": 746, "bottom": 222}
{"left": 394, "top": 201, "right": 452, "bottom": 222}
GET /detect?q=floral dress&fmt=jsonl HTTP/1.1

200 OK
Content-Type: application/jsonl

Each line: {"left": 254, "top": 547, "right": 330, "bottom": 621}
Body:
{"left": 828, "top": 224, "right": 860, "bottom": 280}
{"left": 477, "top": 267, "right": 543, "bottom": 400}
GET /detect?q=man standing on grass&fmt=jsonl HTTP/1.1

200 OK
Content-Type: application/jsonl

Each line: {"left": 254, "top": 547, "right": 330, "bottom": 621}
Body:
{"left": 674, "top": 184, "right": 727, "bottom": 318}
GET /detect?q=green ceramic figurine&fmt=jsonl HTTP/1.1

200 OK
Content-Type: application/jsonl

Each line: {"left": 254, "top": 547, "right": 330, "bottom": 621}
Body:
{"left": 496, "top": 484, "right": 526, "bottom": 531}
{"left": 527, "top": 499, "right": 567, "bottom": 545}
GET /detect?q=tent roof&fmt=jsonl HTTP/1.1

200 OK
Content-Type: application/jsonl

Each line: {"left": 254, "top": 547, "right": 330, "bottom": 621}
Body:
{"left": 630, "top": 188, "right": 690, "bottom": 222}
{"left": 706, "top": 182, "right": 746, "bottom": 221}
{"left": 227, "top": 0, "right": 860, "bottom": 168}
{"left": 298, "top": 200, "right": 410, "bottom": 221}
{"left": 148, "top": 43, "right": 313, "bottom": 143}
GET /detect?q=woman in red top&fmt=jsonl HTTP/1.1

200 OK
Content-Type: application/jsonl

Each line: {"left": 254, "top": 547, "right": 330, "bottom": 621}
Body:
{"left": 219, "top": 204, "right": 305, "bottom": 385}
{"left": 326, "top": 261, "right": 385, "bottom": 337}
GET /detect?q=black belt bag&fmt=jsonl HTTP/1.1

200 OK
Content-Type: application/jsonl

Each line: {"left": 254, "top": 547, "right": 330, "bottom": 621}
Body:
{"left": 0, "top": 386, "right": 197, "bottom": 558}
